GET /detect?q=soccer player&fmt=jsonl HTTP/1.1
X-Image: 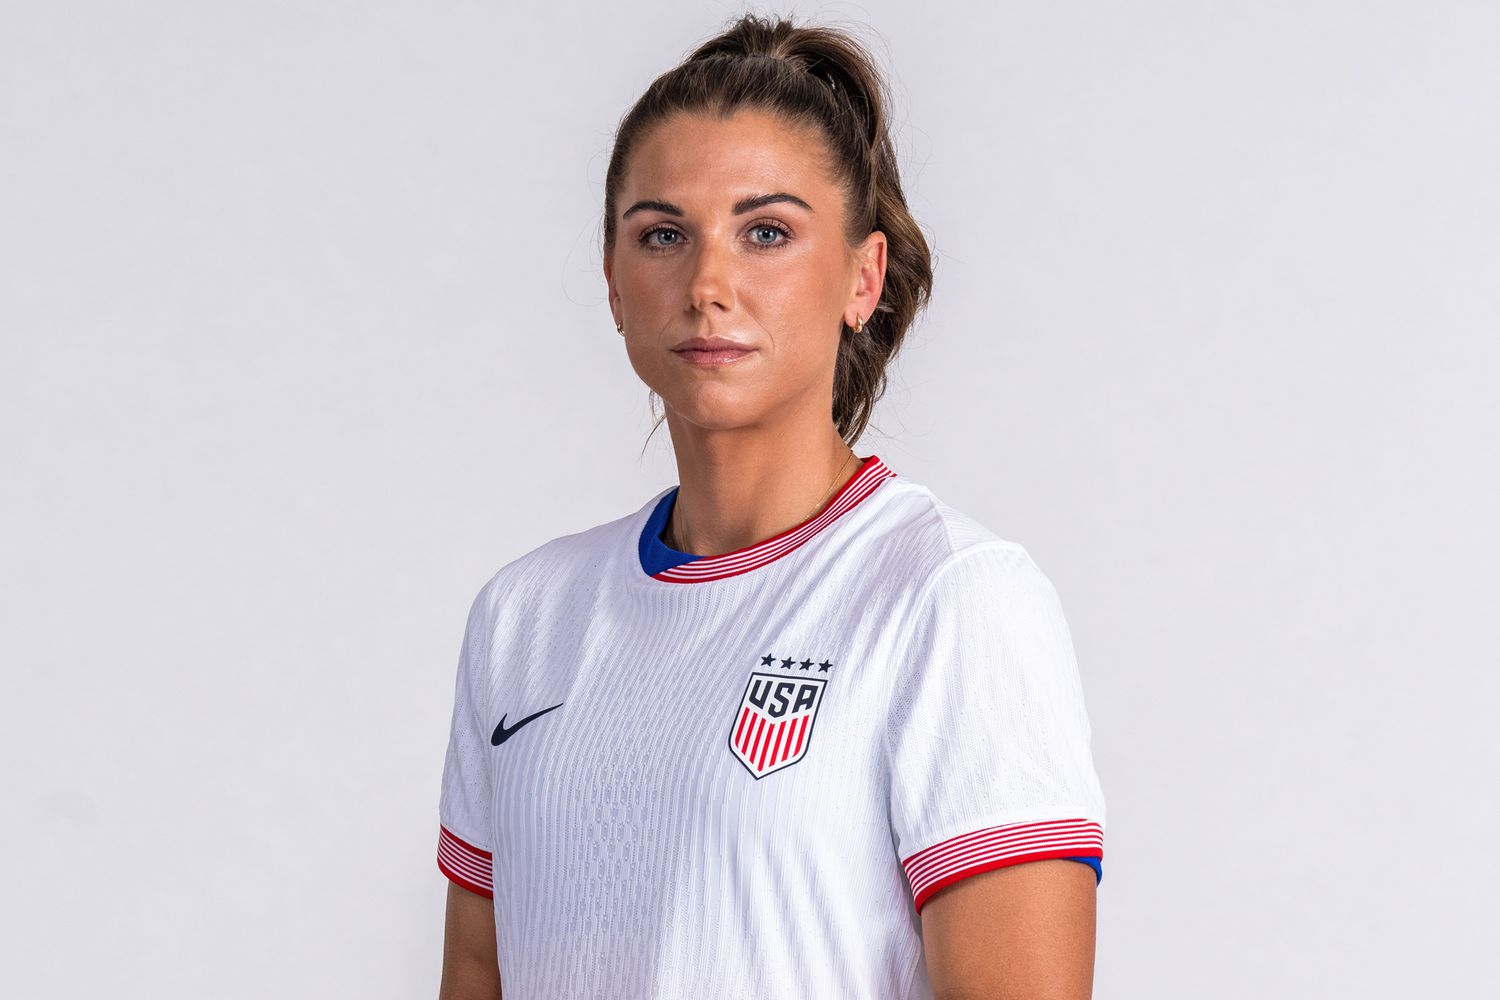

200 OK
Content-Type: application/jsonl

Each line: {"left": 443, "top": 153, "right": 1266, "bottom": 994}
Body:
{"left": 436, "top": 13, "right": 1106, "bottom": 999}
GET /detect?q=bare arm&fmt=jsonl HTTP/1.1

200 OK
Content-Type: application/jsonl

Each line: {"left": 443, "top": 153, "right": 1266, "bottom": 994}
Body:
{"left": 919, "top": 859, "right": 1096, "bottom": 1000}
{"left": 438, "top": 882, "right": 502, "bottom": 1000}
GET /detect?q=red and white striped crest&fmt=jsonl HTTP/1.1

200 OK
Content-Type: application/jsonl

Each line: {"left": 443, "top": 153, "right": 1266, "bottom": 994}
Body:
{"left": 728, "top": 672, "right": 827, "bottom": 779}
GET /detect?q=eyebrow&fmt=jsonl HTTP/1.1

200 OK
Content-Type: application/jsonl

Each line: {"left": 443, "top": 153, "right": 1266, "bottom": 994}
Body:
{"left": 621, "top": 192, "right": 813, "bottom": 220}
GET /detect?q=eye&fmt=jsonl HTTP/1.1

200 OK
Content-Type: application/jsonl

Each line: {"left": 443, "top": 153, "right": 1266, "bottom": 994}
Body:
{"left": 639, "top": 224, "right": 683, "bottom": 250}
{"left": 747, "top": 220, "right": 792, "bottom": 248}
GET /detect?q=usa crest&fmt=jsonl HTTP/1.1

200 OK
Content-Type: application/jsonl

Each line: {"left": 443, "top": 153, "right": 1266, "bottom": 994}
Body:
{"left": 728, "top": 672, "right": 827, "bottom": 779}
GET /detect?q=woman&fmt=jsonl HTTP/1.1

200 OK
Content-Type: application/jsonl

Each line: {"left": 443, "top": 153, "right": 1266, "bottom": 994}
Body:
{"left": 436, "top": 13, "right": 1105, "bottom": 1000}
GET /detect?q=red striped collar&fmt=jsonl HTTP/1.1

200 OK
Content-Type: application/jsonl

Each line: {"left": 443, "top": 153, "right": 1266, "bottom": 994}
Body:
{"left": 639, "top": 455, "right": 897, "bottom": 584}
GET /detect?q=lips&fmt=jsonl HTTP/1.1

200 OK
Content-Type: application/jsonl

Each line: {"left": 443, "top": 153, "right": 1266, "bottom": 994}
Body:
{"left": 672, "top": 336, "right": 755, "bottom": 353}
{"left": 672, "top": 336, "right": 757, "bottom": 367}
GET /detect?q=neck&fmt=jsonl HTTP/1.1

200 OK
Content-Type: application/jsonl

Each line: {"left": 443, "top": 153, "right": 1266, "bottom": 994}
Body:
{"left": 664, "top": 417, "right": 858, "bottom": 558}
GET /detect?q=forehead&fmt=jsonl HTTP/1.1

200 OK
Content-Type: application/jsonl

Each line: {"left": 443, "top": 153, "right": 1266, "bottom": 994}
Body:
{"left": 622, "top": 109, "right": 836, "bottom": 205}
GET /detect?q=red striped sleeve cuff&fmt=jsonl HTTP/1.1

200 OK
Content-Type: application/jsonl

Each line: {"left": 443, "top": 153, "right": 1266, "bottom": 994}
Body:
{"left": 901, "top": 817, "right": 1104, "bottom": 913}
{"left": 437, "top": 824, "right": 494, "bottom": 899}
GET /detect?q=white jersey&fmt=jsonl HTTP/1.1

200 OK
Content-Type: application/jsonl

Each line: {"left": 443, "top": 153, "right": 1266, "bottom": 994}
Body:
{"left": 436, "top": 455, "right": 1106, "bottom": 999}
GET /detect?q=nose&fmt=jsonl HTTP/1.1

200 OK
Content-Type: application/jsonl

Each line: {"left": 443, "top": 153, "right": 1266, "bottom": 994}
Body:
{"left": 686, "top": 231, "right": 736, "bottom": 316}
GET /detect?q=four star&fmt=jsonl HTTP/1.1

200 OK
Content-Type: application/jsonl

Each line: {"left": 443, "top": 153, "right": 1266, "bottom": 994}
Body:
{"left": 764, "top": 653, "right": 834, "bottom": 673}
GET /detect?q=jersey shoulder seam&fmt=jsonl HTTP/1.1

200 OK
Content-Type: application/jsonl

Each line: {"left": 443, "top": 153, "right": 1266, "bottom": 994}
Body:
{"left": 876, "top": 525, "right": 1040, "bottom": 776}
{"left": 888, "top": 479, "right": 1030, "bottom": 566}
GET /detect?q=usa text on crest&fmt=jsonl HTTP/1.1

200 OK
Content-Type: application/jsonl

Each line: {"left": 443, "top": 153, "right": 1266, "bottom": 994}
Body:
{"left": 728, "top": 672, "right": 827, "bottom": 779}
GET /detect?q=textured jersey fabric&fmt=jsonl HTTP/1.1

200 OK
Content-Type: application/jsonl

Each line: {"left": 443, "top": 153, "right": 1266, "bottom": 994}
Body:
{"left": 435, "top": 455, "right": 1106, "bottom": 999}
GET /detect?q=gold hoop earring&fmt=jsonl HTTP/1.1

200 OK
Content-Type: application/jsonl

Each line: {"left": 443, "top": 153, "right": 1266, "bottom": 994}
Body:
{"left": 853, "top": 313, "right": 864, "bottom": 334}
{"left": 616, "top": 322, "right": 624, "bottom": 335}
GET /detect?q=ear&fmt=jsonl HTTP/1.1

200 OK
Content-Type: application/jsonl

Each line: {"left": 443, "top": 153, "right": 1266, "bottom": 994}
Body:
{"left": 847, "top": 230, "right": 888, "bottom": 327}
{"left": 603, "top": 250, "right": 621, "bottom": 327}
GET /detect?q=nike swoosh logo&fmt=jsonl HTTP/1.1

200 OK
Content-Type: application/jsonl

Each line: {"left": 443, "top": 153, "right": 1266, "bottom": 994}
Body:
{"left": 490, "top": 702, "right": 564, "bottom": 746}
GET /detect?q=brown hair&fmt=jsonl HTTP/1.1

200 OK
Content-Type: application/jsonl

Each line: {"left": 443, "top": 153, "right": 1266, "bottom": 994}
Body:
{"left": 603, "top": 12, "right": 934, "bottom": 446}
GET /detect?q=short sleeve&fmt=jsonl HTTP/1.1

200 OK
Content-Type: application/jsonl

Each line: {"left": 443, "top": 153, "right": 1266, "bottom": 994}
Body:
{"left": 435, "top": 586, "right": 496, "bottom": 899}
{"left": 885, "top": 544, "right": 1106, "bottom": 914}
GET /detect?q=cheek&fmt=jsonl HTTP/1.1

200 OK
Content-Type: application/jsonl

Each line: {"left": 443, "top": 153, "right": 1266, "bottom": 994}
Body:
{"left": 772, "top": 265, "right": 844, "bottom": 329}
{"left": 620, "top": 335, "right": 661, "bottom": 382}
{"left": 745, "top": 264, "right": 837, "bottom": 331}
{"left": 613, "top": 248, "right": 682, "bottom": 297}
{"left": 615, "top": 262, "right": 663, "bottom": 310}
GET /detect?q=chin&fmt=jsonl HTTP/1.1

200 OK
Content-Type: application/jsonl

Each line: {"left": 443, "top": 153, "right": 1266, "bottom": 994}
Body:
{"left": 659, "top": 385, "right": 771, "bottom": 433}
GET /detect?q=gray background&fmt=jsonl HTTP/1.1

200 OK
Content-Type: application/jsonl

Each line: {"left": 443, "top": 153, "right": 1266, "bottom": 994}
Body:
{"left": 3, "top": 1, "right": 1496, "bottom": 996}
